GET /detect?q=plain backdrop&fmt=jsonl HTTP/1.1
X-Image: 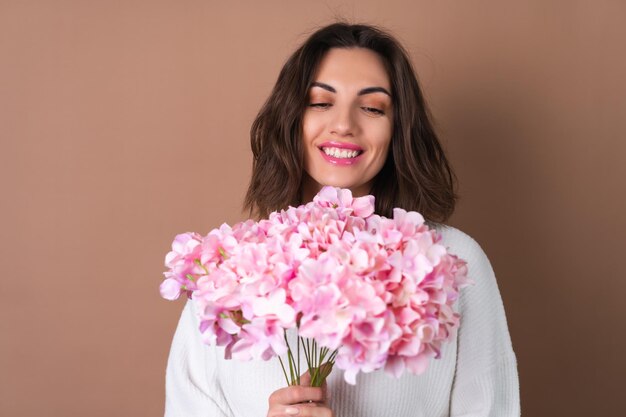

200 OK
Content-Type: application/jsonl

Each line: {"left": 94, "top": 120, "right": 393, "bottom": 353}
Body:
{"left": 1, "top": 1, "right": 625, "bottom": 416}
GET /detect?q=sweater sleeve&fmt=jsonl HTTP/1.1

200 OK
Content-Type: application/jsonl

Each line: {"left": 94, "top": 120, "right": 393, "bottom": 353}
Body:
{"left": 165, "top": 299, "right": 233, "bottom": 417}
{"left": 446, "top": 230, "right": 520, "bottom": 416}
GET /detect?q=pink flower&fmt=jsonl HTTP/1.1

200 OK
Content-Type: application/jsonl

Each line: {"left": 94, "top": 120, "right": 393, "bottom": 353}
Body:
{"left": 160, "top": 186, "right": 471, "bottom": 386}
{"left": 230, "top": 318, "right": 289, "bottom": 361}
{"left": 159, "top": 277, "right": 182, "bottom": 300}
{"left": 200, "top": 226, "right": 238, "bottom": 265}
{"left": 314, "top": 186, "right": 375, "bottom": 218}
{"left": 164, "top": 233, "right": 204, "bottom": 276}
{"left": 249, "top": 289, "right": 296, "bottom": 327}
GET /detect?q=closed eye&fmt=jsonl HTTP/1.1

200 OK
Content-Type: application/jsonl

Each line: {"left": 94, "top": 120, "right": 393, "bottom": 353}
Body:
{"left": 309, "top": 103, "right": 332, "bottom": 109}
{"left": 362, "top": 106, "right": 385, "bottom": 115}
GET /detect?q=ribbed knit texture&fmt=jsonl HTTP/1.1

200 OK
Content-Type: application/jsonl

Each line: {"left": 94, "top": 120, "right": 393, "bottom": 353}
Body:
{"left": 164, "top": 226, "right": 520, "bottom": 417}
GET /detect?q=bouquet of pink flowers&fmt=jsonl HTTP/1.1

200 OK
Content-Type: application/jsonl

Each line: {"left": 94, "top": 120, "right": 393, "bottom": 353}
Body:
{"left": 160, "top": 187, "right": 470, "bottom": 386}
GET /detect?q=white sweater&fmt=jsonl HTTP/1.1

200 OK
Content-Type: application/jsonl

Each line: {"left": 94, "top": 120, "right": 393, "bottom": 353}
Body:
{"left": 164, "top": 225, "right": 520, "bottom": 416}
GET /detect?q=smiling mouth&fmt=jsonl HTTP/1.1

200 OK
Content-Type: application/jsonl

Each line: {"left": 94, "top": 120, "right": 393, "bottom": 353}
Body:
{"left": 319, "top": 146, "right": 363, "bottom": 159}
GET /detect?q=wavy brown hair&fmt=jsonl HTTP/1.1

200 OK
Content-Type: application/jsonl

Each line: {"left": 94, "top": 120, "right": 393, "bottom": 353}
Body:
{"left": 244, "top": 22, "right": 457, "bottom": 223}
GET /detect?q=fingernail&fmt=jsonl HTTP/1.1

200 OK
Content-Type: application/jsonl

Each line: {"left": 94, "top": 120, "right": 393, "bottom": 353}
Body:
{"left": 285, "top": 407, "right": 299, "bottom": 415}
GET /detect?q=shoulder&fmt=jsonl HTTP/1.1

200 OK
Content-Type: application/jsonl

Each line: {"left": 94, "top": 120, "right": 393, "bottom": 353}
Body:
{"left": 433, "top": 224, "right": 500, "bottom": 299}
{"left": 434, "top": 224, "right": 489, "bottom": 266}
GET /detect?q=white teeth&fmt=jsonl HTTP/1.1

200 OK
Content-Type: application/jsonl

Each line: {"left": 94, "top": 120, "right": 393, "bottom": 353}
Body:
{"left": 322, "top": 147, "right": 360, "bottom": 159}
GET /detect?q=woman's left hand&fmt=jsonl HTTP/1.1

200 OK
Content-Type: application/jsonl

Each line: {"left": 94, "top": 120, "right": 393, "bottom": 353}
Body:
{"left": 266, "top": 367, "right": 334, "bottom": 417}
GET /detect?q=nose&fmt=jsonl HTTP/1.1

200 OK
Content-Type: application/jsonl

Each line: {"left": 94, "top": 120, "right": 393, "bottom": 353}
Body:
{"left": 329, "top": 104, "right": 356, "bottom": 137}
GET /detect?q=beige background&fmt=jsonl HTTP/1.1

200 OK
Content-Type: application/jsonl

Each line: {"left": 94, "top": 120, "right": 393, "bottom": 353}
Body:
{"left": 1, "top": 1, "right": 625, "bottom": 416}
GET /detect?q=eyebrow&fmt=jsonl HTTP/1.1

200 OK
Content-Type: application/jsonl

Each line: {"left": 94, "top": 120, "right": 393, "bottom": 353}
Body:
{"left": 311, "top": 81, "right": 392, "bottom": 97}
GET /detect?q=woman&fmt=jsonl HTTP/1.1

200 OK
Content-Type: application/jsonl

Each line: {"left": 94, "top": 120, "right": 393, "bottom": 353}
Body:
{"left": 165, "top": 23, "right": 519, "bottom": 417}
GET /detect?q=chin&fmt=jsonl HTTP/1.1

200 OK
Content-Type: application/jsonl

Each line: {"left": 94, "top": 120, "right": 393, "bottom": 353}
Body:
{"left": 317, "top": 177, "right": 360, "bottom": 190}
{"left": 304, "top": 169, "right": 370, "bottom": 196}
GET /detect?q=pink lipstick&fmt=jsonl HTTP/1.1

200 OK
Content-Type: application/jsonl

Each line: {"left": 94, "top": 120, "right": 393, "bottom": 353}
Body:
{"left": 318, "top": 141, "right": 364, "bottom": 166}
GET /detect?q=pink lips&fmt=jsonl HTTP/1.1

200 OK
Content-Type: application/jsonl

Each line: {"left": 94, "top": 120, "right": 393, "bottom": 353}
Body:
{"left": 318, "top": 141, "right": 364, "bottom": 166}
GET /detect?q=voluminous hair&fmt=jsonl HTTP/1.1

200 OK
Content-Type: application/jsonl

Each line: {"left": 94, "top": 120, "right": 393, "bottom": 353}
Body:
{"left": 244, "top": 22, "right": 457, "bottom": 224}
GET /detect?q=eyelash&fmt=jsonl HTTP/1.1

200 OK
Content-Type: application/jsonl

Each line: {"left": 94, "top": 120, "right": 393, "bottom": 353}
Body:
{"left": 363, "top": 107, "right": 385, "bottom": 115}
{"left": 308, "top": 103, "right": 385, "bottom": 115}
{"left": 309, "top": 103, "right": 331, "bottom": 109}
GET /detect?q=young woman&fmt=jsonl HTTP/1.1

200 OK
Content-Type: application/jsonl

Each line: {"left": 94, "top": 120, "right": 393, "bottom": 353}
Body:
{"left": 165, "top": 23, "right": 519, "bottom": 417}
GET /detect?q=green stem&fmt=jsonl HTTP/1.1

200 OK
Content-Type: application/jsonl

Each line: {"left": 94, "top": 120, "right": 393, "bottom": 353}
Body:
{"left": 278, "top": 356, "right": 290, "bottom": 385}
{"left": 303, "top": 338, "right": 312, "bottom": 370}
{"left": 288, "top": 349, "right": 295, "bottom": 385}
{"left": 297, "top": 334, "right": 301, "bottom": 385}
{"left": 276, "top": 335, "right": 338, "bottom": 387}
{"left": 193, "top": 259, "right": 209, "bottom": 274}
{"left": 284, "top": 331, "right": 297, "bottom": 385}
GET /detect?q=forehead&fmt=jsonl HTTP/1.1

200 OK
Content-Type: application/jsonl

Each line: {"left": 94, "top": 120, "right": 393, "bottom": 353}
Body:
{"left": 313, "top": 47, "right": 391, "bottom": 90}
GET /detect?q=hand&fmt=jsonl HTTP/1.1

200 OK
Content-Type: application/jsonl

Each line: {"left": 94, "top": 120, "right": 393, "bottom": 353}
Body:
{"left": 267, "top": 368, "right": 334, "bottom": 417}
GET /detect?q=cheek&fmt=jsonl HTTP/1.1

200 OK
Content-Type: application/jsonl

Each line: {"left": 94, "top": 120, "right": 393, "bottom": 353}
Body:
{"left": 302, "top": 115, "right": 321, "bottom": 170}
{"left": 367, "top": 127, "right": 392, "bottom": 174}
{"left": 302, "top": 113, "right": 324, "bottom": 145}
{"left": 368, "top": 122, "right": 393, "bottom": 156}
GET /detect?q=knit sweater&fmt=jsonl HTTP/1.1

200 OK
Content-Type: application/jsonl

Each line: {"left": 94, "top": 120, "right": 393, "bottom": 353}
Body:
{"left": 164, "top": 225, "right": 520, "bottom": 417}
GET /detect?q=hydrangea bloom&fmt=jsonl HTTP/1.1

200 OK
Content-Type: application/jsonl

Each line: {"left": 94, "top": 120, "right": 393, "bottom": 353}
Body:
{"left": 161, "top": 187, "right": 470, "bottom": 385}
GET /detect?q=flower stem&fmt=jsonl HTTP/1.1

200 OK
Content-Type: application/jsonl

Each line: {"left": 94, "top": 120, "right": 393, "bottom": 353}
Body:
{"left": 297, "top": 335, "right": 301, "bottom": 385}
{"left": 284, "top": 332, "right": 296, "bottom": 385}
{"left": 277, "top": 356, "right": 290, "bottom": 385}
{"left": 193, "top": 259, "right": 209, "bottom": 274}
{"left": 278, "top": 333, "right": 337, "bottom": 387}
{"left": 303, "top": 338, "right": 312, "bottom": 369}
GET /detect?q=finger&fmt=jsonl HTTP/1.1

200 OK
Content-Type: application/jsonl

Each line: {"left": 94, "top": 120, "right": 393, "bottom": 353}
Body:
{"left": 266, "top": 404, "right": 301, "bottom": 417}
{"left": 268, "top": 385, "right": 325, "bottom": 406}
{"left": 267, "top": 404, "right": 334, "bottom": 417}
